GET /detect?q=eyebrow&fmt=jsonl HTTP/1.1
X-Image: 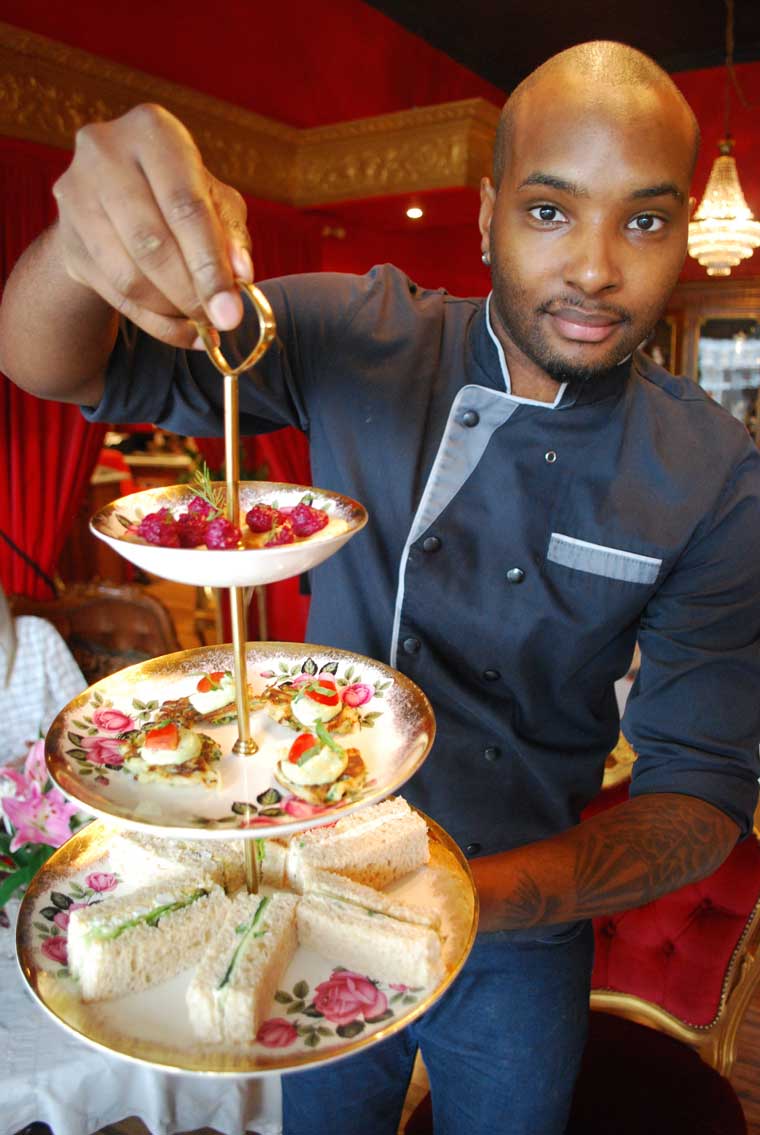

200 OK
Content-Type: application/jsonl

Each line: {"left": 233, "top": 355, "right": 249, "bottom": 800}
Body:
{"left": 629, "top": 182, "right": 684, "bottom": 204}
{"left": 517, "top": 172, "right": 685, "bottom": 205}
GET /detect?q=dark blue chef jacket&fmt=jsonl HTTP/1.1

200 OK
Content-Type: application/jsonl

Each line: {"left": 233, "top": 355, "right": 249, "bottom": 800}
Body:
{"left": 86, "top": 264, "right": 760, "bottom": 856}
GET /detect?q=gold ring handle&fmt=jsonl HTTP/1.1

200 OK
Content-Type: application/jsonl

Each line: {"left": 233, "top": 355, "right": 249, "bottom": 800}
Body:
{"left": 194, "top": 280, "right": 276, "bottom": 376}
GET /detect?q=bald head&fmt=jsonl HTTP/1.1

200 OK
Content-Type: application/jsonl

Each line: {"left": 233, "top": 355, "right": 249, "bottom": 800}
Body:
{"left": 493, "top": 41, "right": 700, "bottom": 186}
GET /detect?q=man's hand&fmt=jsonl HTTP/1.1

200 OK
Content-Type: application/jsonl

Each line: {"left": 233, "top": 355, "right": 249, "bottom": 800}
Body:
{"left": 470, "top": 793, "right": 739, "bottom": 933}
{"left": 52, "top": 103, "right": 253, "bottom": 348}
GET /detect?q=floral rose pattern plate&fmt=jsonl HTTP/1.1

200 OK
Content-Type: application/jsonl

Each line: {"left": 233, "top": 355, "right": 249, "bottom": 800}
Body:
{"left": 46, "top": 643, "right": 435, "bottom": 840}
{"left": 16, "top": 817, "right": 477, "bottom": 1075}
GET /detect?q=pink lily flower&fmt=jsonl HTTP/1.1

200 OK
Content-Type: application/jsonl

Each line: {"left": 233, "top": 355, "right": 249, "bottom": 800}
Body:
{"left": 3, "top": 782, "right": 79, "bottom": 853}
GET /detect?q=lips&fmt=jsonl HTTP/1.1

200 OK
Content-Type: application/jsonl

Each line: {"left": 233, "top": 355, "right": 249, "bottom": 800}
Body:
{"left": 547, "top": 306, "right": 625, "bottom": 344}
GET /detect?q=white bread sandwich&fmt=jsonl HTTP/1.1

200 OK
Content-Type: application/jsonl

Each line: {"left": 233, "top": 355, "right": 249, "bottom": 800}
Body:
{"left": 108, "top": 830, "right": 289, "bottom": 893}
{"left": 302, "top": 867, "right": 441, "bottom": 932}
{"left": 186, "top": 891, "right": 298, "bottom": 1044}
{"left": 296, "top": 889, "right": 444, "bottom": 988}
{"left": 67, "top": 876, "right": 228, "bottom": 1001}
{"left": 286, "top": 796, "right": 429, "bottom": 892}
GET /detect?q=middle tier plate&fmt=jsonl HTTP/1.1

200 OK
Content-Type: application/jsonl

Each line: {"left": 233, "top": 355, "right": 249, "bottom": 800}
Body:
{"left": 46, "top": 642, "right": 435, "bottom": 839}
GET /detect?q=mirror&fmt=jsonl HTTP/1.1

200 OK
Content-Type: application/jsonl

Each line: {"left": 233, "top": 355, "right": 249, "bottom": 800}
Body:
{"left": 697, "top": 317, "right": 760, "bottom": 440}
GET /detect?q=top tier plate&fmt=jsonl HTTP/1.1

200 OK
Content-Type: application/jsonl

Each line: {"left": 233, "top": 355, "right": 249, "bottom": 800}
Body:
{"left": 90, "top": 481, "right": 368, "bottom": 588}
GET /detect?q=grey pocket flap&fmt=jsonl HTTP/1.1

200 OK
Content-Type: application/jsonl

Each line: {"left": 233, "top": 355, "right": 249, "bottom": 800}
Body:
{"left": 548, "top": 533, "right": 662, "bottom": 584}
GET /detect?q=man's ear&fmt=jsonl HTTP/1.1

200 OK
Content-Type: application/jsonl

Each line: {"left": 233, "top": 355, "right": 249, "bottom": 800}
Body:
{"left": 479, "top": 177, "right": 496, "bottom": 258}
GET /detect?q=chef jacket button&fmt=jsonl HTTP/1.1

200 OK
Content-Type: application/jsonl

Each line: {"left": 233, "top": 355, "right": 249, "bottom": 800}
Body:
{"left": 462, "top": 410, "right": 480, "bottom": 427}
{"left": 545, "top": 450, "right": 557, "bottom": 463}
{"left": 402, "top": 636, "right": 421, "bottom": 655}
{"left": 484, "top": 745, "right": 501, "bottom": 762}
{"left": 422, "top": 536, "right": 441, "bottom": 553}
{"left": 466, "top": 842, "right": 482, "bottom": 856}
{"left": 506, "top": 567, "right": 525, "bottom": 584}
{"left": 483, "top": 668, "right": 501, "bottom": 682}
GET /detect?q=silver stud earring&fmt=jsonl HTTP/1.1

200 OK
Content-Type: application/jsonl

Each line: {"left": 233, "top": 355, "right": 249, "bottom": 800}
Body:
{"left": 481, "top": 251, "right": 491, "bottom": 266}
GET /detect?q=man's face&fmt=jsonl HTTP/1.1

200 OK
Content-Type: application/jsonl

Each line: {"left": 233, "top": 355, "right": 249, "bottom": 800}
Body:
{"left": 481, "top": 82, "right": 694, "bottom": 384}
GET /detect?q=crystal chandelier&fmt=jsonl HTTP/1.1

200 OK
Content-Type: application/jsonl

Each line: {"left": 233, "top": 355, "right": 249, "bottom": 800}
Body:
{"left": 687, "top": 138, "right": 760, "bottom": 276}
{"left": 687, "top": 0, "right": 760, "bottom": 277}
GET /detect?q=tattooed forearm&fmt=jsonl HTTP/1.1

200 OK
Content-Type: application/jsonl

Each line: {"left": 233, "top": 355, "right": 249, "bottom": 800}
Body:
{"left": 471, "top": 794, "right": 739, "bottom": 934}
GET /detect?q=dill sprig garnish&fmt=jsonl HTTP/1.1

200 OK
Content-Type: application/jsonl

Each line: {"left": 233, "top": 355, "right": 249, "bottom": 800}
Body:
{"left": 191, "top": 462, "right": 225, "bottom": 515}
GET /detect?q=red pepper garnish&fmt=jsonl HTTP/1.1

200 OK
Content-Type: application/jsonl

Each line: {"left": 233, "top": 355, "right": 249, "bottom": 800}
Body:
{"left": 144, "top": 722, "right": 179, "bottom": 750}
{"left": 197, "top": 670, "right": 227, "bottom": 693}
{"left": 288, "top": 733, "right": 319, "bottom": 763}
{"left": 302, "top": 678, "right": 339, "bottom": 707}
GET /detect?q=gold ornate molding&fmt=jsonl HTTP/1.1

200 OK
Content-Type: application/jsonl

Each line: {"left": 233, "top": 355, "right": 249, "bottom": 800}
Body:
{"left": 0, "top": 21, "right": 499, "bottom": 206}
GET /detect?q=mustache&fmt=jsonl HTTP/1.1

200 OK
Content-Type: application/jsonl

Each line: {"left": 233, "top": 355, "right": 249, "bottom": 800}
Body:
{"left": 538, "top": 297, "right": 632, "bottom": 323}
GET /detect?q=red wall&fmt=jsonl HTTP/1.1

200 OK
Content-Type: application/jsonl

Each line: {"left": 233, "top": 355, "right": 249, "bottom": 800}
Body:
{"left": 0, "top": 0, "right": 504, "bottom": 127}
{"left": 3, "top": 0, "right": 760, "bottom": 289}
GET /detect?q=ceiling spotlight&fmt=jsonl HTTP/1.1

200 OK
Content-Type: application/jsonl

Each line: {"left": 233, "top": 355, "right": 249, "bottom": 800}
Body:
{"left": 406, "top": 206, "right": 423, "bottom": 220}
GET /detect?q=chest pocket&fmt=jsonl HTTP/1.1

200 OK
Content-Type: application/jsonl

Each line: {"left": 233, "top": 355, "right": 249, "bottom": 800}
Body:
{"left": 547, "top": 533, "right": 662, "bottom": 585}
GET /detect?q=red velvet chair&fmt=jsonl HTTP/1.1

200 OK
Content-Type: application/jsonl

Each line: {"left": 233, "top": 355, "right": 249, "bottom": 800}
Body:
{"left": 565, "top": 781, "right": 760, "bottom": 1133}
{"left": 406, "top": 782, "right": 760, "bottom": 1134}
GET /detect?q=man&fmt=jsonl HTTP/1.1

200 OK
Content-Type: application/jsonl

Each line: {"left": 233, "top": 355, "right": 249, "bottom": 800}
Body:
{"left": 2, "top": 40, "right": 759, "bottom": 1135}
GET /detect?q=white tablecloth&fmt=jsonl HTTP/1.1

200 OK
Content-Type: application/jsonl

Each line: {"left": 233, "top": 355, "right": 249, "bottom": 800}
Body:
{"left": 1, "top": 912, "right": 283, "bottom": 1135}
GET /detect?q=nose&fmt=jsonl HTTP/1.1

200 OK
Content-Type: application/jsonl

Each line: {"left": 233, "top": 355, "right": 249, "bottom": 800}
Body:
{"left": 563, "top": 224, "right": 622, "bottom": 295}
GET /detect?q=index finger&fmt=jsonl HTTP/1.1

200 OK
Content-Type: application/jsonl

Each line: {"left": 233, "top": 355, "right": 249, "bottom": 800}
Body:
{"left": 136, "top": 111, "right": 243, "bottom": 331}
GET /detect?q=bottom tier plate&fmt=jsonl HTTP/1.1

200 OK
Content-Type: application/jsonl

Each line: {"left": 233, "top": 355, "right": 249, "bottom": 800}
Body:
{"left": 16, "top": 814, "right": 478, "bottom": 1076}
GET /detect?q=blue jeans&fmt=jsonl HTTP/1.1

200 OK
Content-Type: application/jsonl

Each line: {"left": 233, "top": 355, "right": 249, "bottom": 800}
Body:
{"left": 281, "top": 922, "right": 594, "bottom": 1135}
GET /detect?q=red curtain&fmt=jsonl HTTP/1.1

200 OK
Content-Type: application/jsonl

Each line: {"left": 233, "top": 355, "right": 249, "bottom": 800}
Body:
{"left": 0, "top": 138, "right": 106, "bottom": 598}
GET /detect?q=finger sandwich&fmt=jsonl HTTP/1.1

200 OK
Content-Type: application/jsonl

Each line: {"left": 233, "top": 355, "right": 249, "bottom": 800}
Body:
{"left": 297, "top": 877, "right": 444, "bottom": 988}
{"left": 108, "top": 829, "right": 289, "bottom": 893}
{"left": 186, "top": 891, "right": 298, "bottom": 1044}
{"left": 286, "top": 796, "right": 429, "bottom": 892}
{"left": 303, "top": 866, "right": 441, "bottom": 932}
{"left": 67, "top": 876, "right": 228, "bottom": 1001}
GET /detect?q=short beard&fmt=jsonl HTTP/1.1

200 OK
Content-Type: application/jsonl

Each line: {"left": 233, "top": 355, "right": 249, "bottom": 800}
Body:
{"left": 490, "top": 262, "right": 651, "bottom": 385}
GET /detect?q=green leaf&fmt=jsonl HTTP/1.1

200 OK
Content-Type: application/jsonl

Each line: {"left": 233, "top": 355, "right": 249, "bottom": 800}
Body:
{"left": 335, "top": 1020, "right": 365, "bottom": 1039}
{"left": 66, "top": 732, "right": 83, "bottom": 746}
{"left": 304, "top": 1032, "right": 320, "bottom": 1048}
{"left": 0, "top": 865, "right": 36, "bottom": 908}
{"left": 390, "top": 992, "right": 404, "bottom": 1005}
{"left": 316, "top": 1026, "right": 332, "bottom": 1037}
{"left": 302, "top": 1004, "right": 324, "bottom": 1018}
{"left": 71, "top": 719, "right": 89, "bottom": 731}
{"left": 259, "top": 807, "right": 283, "bottom": 818}
{"left": 92, "top": 692, "right": 104, "bottom": 706}
{"left": 132, "top": 699, "right": 146, "bottom": 710}
{"left": 293, "top": 979, "right": 309, "bottom": 1000}
{"left": 116, "top": 513, "right": 132, "bottom": 528}
{"left": 302, "top": 658, "right": 318, "bottom": 676}
{"left": 365, "top": 1009, "right": 394, "bottom": 1024}
{"left": 50, "top": 891, "right": 73, "bottom": 910}
{"left": 274, "top": 990, "right": 292, "bottom": 1004}
{"left": 80, "top": 768, "right": 93, "bottom": 776}
{"left": 286, "top": 1000, "right": 306, "bottom": 1015}
{"left": 68, "top": 750, "right": 89, "bottom": 760}
{"left": 256, "top": 788, "right": 281, "bottom": 807}
{"left": 319, "top": 662, "right": 339, "bottom": 675}
{"left": 403, "top": 995, "right": 417, "bottom": 1005}
{"left": 345, "top": 665, "right": 355, "bottom": 681}
{"left": 278, "top": 662, "right": 290, "bottom": 674}
{"left": 231, "top": 801, "right": 256, "bottom": 816}
{"left": 33, "top": 921, "right": 51, "bottom": 933}
{"left": 39, "top": 906, "right": 59, "bottom": 921}
{"left": 68, "top": 883, "right": 87, "bottom": 899}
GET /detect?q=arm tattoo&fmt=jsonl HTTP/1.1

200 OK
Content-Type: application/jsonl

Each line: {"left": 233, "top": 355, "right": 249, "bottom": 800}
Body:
{"left": 485, "top": 794, "right": 738, "bottom": 932}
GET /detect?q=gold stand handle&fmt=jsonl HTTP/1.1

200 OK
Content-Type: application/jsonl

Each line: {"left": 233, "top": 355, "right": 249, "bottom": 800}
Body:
{"left": 193, "top": 280, "right": 277, "bottom": 894}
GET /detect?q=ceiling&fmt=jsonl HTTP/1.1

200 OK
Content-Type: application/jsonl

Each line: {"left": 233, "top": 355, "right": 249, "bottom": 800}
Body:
{"left": 367, "top": 0, "right": 760, "bottom": 92}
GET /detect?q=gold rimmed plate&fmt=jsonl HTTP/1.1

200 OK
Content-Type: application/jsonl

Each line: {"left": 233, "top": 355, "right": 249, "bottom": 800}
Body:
{"left": 16, "top": 813, "right": 477, "bottom": 1076}
{"left": 90, "top": 482, "right": 368, "bottom": 588}
{"left": 46, "top": 642, "right": 435, "bottom": 839}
